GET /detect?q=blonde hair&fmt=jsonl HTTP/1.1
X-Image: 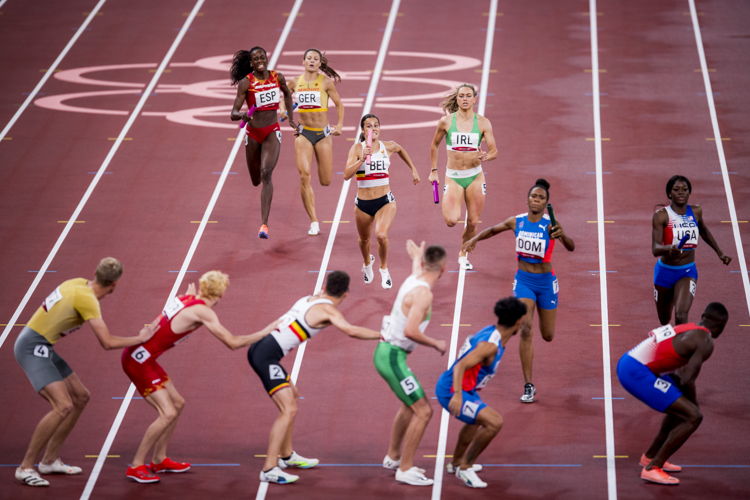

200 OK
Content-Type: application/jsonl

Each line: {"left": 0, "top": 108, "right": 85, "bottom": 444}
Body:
{"left": 199, "top": 270, "right": 229, "bottom": 300}
{"left": 441, "top": 83, "right": 478, "bottom": 114}
{"left": 95, "top": 257, "right": 123, "bottom": 286}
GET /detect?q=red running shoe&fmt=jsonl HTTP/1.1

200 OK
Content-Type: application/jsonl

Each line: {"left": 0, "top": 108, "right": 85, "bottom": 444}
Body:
{"left": 639, "top": 454, "right": 682, "bottom": 473}
{"left": 640, "top": 466, "right": 679, "bottom": 485}
{"left": 150, "top": 457, "right": 191, "bottom": 473}
{"left": 126, "top": 465, "right": 160, "bottom": 484}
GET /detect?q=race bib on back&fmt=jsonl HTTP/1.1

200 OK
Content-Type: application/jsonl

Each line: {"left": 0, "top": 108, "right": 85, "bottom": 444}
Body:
{"left": 43, "top": 288, "right": 63, "bottom": 312}
{"left": 649, "top": 324, "right": 676, "bottom": 343}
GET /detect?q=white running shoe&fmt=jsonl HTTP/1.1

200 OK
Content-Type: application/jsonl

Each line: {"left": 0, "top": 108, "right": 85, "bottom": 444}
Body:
{"left": 259, "top": 466, "right": 299, "bottom": 484}
{"left": 38, "top": 458, "right": 82, "bottom": 475}
{"left": 520, "top": 383, "right": 536, "bottom": 403}
{"left": 446, "top": 463, "right": 482, "bottom": 474}
{"left": 458, "top": 256, "right": 473, "bottom": 271}
{"left": 395, "top": 466, "right": 433, "bottom": 486}
{"left": 308, "top": 221, "right": 320, "bottom": 236}
{"left": 15, "top": 467, "right": 49, "bottom": 487}
{"left": 278, "top": 450, "right": 319, "bottom": 469}
{"left": 456, "top": 466, "right": 487, "bottom": 488}
{"left": 382, "top": 455, "right": 400, "bottom": 470}
{"left": 363, "top": 255, "right": 375, "bottom": 284}
{"left": 379, "top": 268, "right": 392, "bottom": 289}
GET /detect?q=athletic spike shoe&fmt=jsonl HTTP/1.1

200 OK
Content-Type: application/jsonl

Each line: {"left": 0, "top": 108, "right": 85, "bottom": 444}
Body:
{"left": 520, "top": 383, "right": 536, "bottom": 403}
{"left": 258, "top": 224, "right": 270, "bottom": 239}
{"left": 126, "top": 465, "right": 160, "bottom": 484}
{"left": 640, "top": 454, "right": 682, "bottom": 473}
{"left": 38, "top": 458, "right": 82, "bottom": 475}
{"left": 446, "top": 463, "right": 482, "bottom": 474}
{"left": 278, "top": 450, "right": 319, "bottom": 469}
{"left": 15, "top": 468, "right": 49, "bottom": 487}
{"left": 150, "top": 457, "right": 191, "bottom": 473}
{"left": 456, "top": 466, "right": 487, "bottom": 488}
{"left": 308, "top": 221, "right": 320, "bottom": 236}
{"left": 382, "top": 455, "right": 400, "bottom": 470}
{"left": 640, "top": 466, "right": 679, "bottom": 485}
{"left": 395, "top": 466, "right": 433, "bottom": 486}
{"left": 259, "top": 466, "right": 299, "bottom": 484}
{"left": 363, "top": 255, "right": 375, "bottom": 284}
{"left": 379, "top": 268, "right": 392, "bottom": 289}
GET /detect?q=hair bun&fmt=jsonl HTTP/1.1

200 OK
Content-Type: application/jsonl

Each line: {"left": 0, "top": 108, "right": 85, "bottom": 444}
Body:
{"left": 535, "top": 178, "right": 551, "bottom": 190}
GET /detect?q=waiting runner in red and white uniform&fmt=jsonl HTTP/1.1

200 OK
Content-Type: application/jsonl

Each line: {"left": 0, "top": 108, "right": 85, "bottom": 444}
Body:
{"left": 230, "top": 46, "right": 298, "bottom": 239}
{"left": 344, "top": 114, "right": 421, "bottom": 289}
{"left": 122, "top": 271, "right": 277, "bottom": 484}
{"left": 616, "top": 302, "right": 729, "bottom": 486}
{"left": 247, "top": 271, "right": 380, "bottom": 485}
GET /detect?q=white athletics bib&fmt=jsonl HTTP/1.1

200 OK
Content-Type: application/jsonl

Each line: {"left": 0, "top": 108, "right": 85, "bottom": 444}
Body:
{"left": 256, "top": 88, "right": 280, "bottom": 107}
{"left": 163, "top": 296, "right": 185, "bottom": 320}
{"left": 450, "top": 132, "right": 480, "bottom": 151}
{"left": 296, "top": 90, "right": 322, "bottom": 109}
{"left": 649, "top": 324, "right": 677, "bottom": 343}
{"left": 43, "top": 288, "right": 63, "bottom": 312}
{"left": 515, "top": 231, "right": 547, "bottom": 259}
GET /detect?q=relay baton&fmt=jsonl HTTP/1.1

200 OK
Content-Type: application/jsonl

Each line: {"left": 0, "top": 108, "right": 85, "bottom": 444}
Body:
{"left": 432, "top": 180, "right": 440, "bottom": 204}
{"left": 239, "top": 105, "right": 257, "bottom": 129}
{"left": 547, "top": 203, "right": 557, "bottom": 228}
{"left": 280, "top": 102, "right": 298, "bottom": 122}
{"left": 677, "top": 233, "right": 690, "bottom": 250}
{"left": 365, "top": 129, "right": 373, "bottom": 165}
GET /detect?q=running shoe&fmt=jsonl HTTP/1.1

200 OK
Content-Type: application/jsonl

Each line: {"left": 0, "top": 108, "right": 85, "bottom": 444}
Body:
{"left": 395, "top": 466, "right": 433, "bottom": 486}
{"left": 446, "top": 463, "right": 482, "bottom": 474}
{"left": 456, "top": 466, "right": 487, "bottom": 488}
{"left": 15, "top": 467, "right": 49, "bottom": 487}
{"left": 308, "top": 221, "right": 320, "bottom": 236}
{"left": 150, "top": 457, "right": 191, "bottom": 473}
{"left": 639, "top": 454, "right": 682, "bottom": 473}
{"left": 258, "top": 224, "right": 270, "bottom": 239}
{"left": 259, "top": 466, "right": 299, "bottom": 484}
{"left": 38, "top": 458, "right": 82, "bottom": 475}
{"left": 363, "top": 255, "right": 375, "bottom": 285}
{"left": 640, "top": 466, "right": 679, "bottom": 485}
{"left": 379, "top": 268, "right": 392, "bottom": 289}
{"left": 382, "top": 455, "right": 400, "bottom": 470}
{"left": 458, "top": 256, "right": 473, "bottom": 271}
{"left": 278, "top": 450, "right": 319, "bottom": 469}
{"left": 520, "top": 382, "right": 536, "bottom": 403}
{"left": 126, "top": 464, "right": 160, "bottom": 484}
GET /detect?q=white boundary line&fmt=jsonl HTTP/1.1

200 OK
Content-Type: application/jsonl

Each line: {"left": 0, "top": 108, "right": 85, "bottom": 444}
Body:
{"left": 255, "top": 0, "right": 402, "bottom": 498}
{"left": 688, "top": 0, "right": 750, "bottom": 316}
{"left": 589, "top": 1, "right": 617, "bottom": 499}
{"left": 0, "top": 0, "right": 10, "bottom": 10}
{"left": 82, "top": 2, "right": 303, "bottom": 499}
{"left": 0, "top": 0, "right": 203, "bottom": 351}
{"left": 0, "top": 0, "right": 107, "bottom": 142}
{"left": 431, "top": 1, "right": 497, "bottom": 498}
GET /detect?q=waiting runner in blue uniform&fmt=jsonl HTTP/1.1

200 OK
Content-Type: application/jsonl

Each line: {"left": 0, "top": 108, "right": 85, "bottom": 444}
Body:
{"left": 435, "top": 297, "right": 526, "bottom": 489}
{"left": 463, "top": 179, "right": 574, "bottom": 404}
{"left": 651, "top": 175, "right": 731, "bottom": 326}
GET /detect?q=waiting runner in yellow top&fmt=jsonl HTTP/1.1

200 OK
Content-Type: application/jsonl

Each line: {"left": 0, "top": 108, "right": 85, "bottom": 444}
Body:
{"left": 288, "top": 49, "right": 345, "bottom": 236}
{"left": 428, "top": 84, "right": 498, "bottom": 270}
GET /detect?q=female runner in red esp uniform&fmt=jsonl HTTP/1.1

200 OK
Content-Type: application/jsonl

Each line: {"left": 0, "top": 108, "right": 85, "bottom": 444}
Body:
{"left": 230, "top": 47, "right": 298, "bottom": 239}
{"left": 122, "top": 271, "right": 278, "bottom": 484}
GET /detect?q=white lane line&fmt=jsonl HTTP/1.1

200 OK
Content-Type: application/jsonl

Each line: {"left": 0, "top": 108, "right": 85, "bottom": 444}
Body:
{"left": 255, "top": 0, "right": 402, "bottom": 498}
{"left": 688, "top": 0, "right": 750, "bottom": 316}
{"left": 431, "top": 1, "right": 497, "bottom": 498}
{"left": 0, "top": 0, "right": 10, "bottom": 9}
{"left": 589, "top": 1, "right": 617, "bottom": 499}
{"left": 0, "top": 0, "right": 203, "bottom": 352}
{"left": 0, "top": 0, "right": 106, "bottom": 142}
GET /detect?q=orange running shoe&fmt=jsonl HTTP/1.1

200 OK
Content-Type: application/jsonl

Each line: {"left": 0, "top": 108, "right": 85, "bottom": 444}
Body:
{"left": 258, "top": 224, "right": 269, "bottom": 239}
{"left": 640, "top": 466, "right": 679, "bottom": 485}
{"left": 640, "top": 454, "right": 682, "bottom": 473}
{"left": 150, "top": 457, "right": 191, "bottom": 473}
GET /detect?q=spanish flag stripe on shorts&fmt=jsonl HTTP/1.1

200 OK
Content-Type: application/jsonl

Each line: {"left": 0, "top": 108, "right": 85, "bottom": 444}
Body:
{"left": 288, "top": 320, "right": 310, "bottom": 342}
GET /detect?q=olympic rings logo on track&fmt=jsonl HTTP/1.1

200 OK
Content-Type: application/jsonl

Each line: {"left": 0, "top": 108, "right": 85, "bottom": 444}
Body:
{"left": 34, "top": 50, "right": 481, "bottom": 131}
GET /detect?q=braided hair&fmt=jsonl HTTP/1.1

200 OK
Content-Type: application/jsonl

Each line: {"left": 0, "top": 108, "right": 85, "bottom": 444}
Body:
{"left": 441, "top": 83, "right": 478, "bottom": 114}
{"left": 304, "top": 48, "right": 341, "bottom": 82}
{"left": 230, "top": 46, "right": 267, "bottom": 85}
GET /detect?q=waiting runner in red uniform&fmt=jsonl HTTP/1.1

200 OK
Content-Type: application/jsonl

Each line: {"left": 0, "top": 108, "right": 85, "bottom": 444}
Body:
{"left": 122, "top": 271, "right": 278, "bottom": 484}
{"left": 616, "top": 302, "right": 728, "bottom": 485}
{"left": 230, "top": 46, "right": 298, "bottom": 239}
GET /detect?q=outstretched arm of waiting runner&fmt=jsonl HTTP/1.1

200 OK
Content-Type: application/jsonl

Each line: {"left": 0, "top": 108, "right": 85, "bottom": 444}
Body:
{"left": 325, "top": 305, "right": 380, "bottom": 340}
{"left": 406, "top": 239, "right": 425, "bottom": 276}
{"left": 462, "top": 215, "right": 516, "bottom": 253}
{"left": 90, "top": 317, "right": 153, "bottom": 350}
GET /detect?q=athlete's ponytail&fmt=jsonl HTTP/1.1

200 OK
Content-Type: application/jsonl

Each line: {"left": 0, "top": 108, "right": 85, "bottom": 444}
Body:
{"left": 305, "top": 48, "right": 341, "bottom": 82}
{"left": 230, "top": 46, "right": 267, "bottom": 85}
{"left": 441, "top": 83, "right": 478, "bottom": 114}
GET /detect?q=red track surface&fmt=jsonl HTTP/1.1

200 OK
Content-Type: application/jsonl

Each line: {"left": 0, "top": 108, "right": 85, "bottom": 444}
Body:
{"left": 0, "top": 1, "right": 747, "bottom": 499}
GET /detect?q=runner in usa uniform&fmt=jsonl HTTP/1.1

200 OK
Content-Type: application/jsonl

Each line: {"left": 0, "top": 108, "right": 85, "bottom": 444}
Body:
{"left": 123, "top": 271, "right": 277, "bottom": 484}
{"left": 230, "top": 46, "right": 298, "bottom": 239}
{"left": 344, "top": 114, "right": 421, "bottom": 289}
{"left": 435, "top": 297, "right": 526, "bottom": 489}
{"left": 247, "top": 271, "right": 380, "bottom": 485}
{"left": 651, "top": 175, "right": 731, "bottom": 325}
{"left": 463, "top": 179, "right": 574, "bottom": 404}
{"left": 616, "top": 302, "right": 728, "bottom": 485}
{"left": 288, "top": 49, "right": 345, "bottom": 236}
{"left": 13, "top": 258, "right": 150, "bottom": 487}
{"left": 428, "top": 84, "right": 498, "bottom": 271}
{"left": 374, "top": 240, "right": 446, "bottom": 486}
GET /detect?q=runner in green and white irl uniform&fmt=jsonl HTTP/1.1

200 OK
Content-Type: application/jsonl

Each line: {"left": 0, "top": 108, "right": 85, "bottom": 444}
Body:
{"left": 373, "top": 240, "right": 447, "bottom": 486}
{"left": 429, "top": 83, "right": 498, "bottom": 270}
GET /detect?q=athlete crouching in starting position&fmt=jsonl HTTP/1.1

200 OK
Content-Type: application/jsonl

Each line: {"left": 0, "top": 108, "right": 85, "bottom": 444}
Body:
{"left": 123, "top": 271, "right": 277, "bottom": 483}
{"left": 248, "top": 271, "right": 381, "bottom": 484}
{"left": 435, "top": 297, "right": 527, "bottom": 488}
{"left": 617, "top": 302, "right": 728, "bottom": 485}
